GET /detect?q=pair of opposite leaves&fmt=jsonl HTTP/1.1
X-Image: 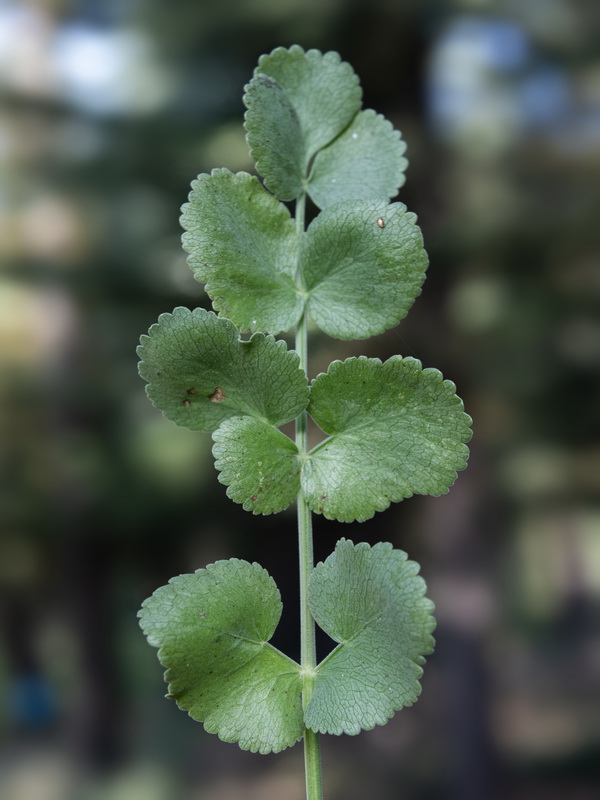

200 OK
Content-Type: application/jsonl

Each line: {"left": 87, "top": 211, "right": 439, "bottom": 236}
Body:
{"left": 138, "top": 307, "right": 472, "bottom": 523}
{"left": 244, "top": 44, "right": 408, "bottom": 207}
{"left": 139, "top": 539, "right": 436, "bottom": 754}
{"left": 181, "top": 44, "right": 421, "bottom": 341}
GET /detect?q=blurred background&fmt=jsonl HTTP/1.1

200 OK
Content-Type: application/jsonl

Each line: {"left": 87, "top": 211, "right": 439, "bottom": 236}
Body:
{"left": 1, "top": 0, "right": 599, "bottom": 798}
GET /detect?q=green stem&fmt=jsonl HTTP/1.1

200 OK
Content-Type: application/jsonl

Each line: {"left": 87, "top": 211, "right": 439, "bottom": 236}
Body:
{"left": 295, "top": 193, "right": 323, "bottom": 800}
{"left": 303, "top": 727, "right": 323, "bottom": 800}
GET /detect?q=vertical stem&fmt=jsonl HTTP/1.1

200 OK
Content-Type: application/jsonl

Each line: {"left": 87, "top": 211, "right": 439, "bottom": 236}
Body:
{"left": 295, "top": 193, "right": 323, "bottom": 800}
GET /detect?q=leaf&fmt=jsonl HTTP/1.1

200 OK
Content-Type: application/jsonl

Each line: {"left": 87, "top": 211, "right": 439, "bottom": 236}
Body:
{"left": 180, "top": 169, "right": 303, "bottom": 335}
{"left": 303, "top": 357, "right": 472, "bottom": 521}
{"left": 138, "top": 307, "right": 308, "bottom": 432}
{"left": 244, "top": 45, "right": 362, "bottom": 201}
{"left": 300, "top": 199, "right": 428, "bottom": 339}
{"left": 308, "top": 110, "right": 408, "bottom": 209}
{"left": 212, "top": 418, "right": 300, "bottom": 515}
{"left": 139, "top": 559, "right": 304, "bottom": 754}
{"left": 242, "top": 74, "right": 306, "bottom": 203}
{"left": 305, "top": 539, "right": 435, "bottom": 736}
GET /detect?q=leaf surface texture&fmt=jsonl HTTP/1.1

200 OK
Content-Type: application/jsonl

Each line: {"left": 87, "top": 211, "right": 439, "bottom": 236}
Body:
{"left": 300, "top": 199, "right": 428, "bottom": 339}
{"left": 303, "top": 357, "right": 472, "bottom": 521}
{"left": 212, "top": 418, "right": 300, "bottom": 514}
{"left": 139, "top": 559, "right": 304, "bottom": 753}
{"left": 181, "top": 170, "right": 302, "bottom": 335}
{"left": 306, "top": 540, "right": 435, "bottom": 735}
{"left": 244, "top": 45, "right": 362, "bottom": 201}
{"left": 309, "top": 110, "right": 407, "bottom": 208}
{"left": 138, "top": 307, "right": 308, "bottom": 432}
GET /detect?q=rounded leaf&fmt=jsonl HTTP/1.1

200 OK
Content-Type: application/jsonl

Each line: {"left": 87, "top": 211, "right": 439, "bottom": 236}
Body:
{"left": 301, "top": 200, "right": 428, "bottom": 339}
{"left": 308, "top": 110, "right": 408, "bottom": 209}
{"left": 306, "top": 539, "right": 435, "bottom": 736}
{"left": 303, "top": 357, "right": 472, "bottom": 521}
{"left": 244, "top": 45, "right": 362, "bottom": 200}
{"left": 139, "top": 559, "right": 303, "bottom": 753}
{"left": 180, "top": 169, "right": 303, "bottom": 335}
{"left": 212, "top": 417, "right": 300, "bottom": 515}
{"left": 243, "top": 74, "right": 306, "bottom": 202}
{"left": 138, "top": 307, "right": 309, "bottom": 432}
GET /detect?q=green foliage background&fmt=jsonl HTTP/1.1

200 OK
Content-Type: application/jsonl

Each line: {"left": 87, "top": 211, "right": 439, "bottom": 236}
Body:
{"left": 1, "top": 2, "right": 598, "bottom": 799}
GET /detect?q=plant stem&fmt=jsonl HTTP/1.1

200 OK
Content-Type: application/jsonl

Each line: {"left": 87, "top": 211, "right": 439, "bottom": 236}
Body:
{"left": 295, "top": 193, "right": 323, "bottom": 800}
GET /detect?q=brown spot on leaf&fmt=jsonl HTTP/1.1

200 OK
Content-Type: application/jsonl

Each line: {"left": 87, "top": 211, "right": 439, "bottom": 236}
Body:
{"left": 182, "top": 399, "right": 191, "bottom": 407}
{"left": 377, "top": 216, "right": 385, "bottom": 228}
{"left": 251, "top": 495, "right": 258, "bottom": 502}
{"left": 209, "top": 387, "right": 225, "bottom": 402}
{"left": 187, "top": 388, "right": 198, "bottom": 395}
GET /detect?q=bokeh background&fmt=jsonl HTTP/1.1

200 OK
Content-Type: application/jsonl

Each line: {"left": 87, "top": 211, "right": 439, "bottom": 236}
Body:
{"left": 1, "top": 1, "right": 599, "bottom": 798}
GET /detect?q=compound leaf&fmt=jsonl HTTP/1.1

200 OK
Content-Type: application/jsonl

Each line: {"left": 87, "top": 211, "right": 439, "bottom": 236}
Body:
{"left": 305, "top": 539, "right": 435, "bottom": 735}
{"left": 212, "top": 418, "right": 300, "bottom": 515}
{"left": 138, "top": 307, "right": 308, "bottom": 432}
{"left": 303, "top": 357, "right": 472, "bottom": 521}
{"left": 139, "top": 559, "right": 304, "bottom": 754}
{"left": 308, "top": 110, "right": 408, "bottom": 209}
{"left": 180, "top": 169, "right": 303, "bottom": 335}
{"left": 300, "top": 200, "right": 428, "bottom": 339}
{"left": 244, "top": 45, "right": 361, "bottom": 201}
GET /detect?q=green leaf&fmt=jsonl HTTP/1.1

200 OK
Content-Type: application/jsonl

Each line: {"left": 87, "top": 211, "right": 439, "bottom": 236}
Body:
{"left": 244, "top": 45, "right": 362, "bottom": 201}
{"left": 212, "top": 417, "right": 300, "bottom": 515}
{"left": 180, "top": 169, "right": 303, "bottom": 335}
{"left": 308, "top": 110, "right": 408, "bottom": 209}
{"left": 242, "top": 74, "right": 306, "bottom": 203}
{"left": 139, "top": 559, "right": 304, "bottom": 754}
{"left": 305, "top": 539, "right": 435, "bottom": 736}
{"left": 138, "top": 307, "right": 308, "bottom": 432}
{"left": 303, "top": 357, "right": 472, "bottom": 521}
{"left": 300, "top": 200, "right": 428, "bottom": 339}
